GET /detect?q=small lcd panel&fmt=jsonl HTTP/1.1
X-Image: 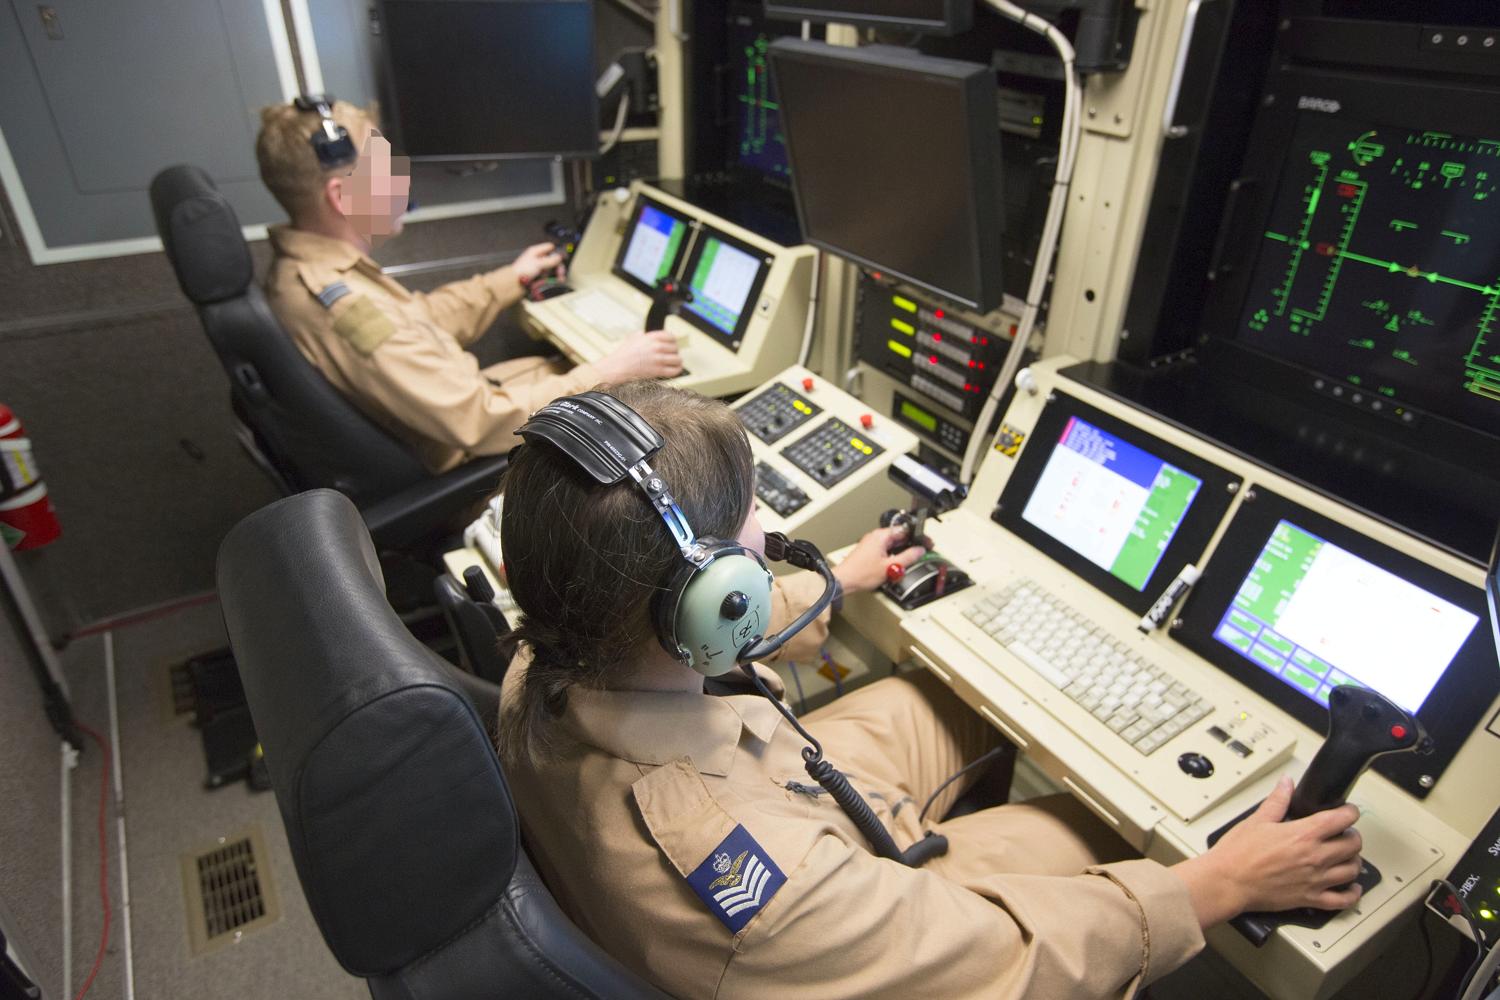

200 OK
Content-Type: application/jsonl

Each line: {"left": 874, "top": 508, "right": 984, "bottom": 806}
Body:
{"left": 1211, "top": 520, "right": 1477, "bottom": 713}
{"left": 993, "top": 393, "right": 1239, "bottom": 615}
{"left": 678, "top": 227, "right": 773, "bottom": 349}
{"left": 1174, "top": 489, "right": 1500, "bottom": 798}
{"left": 613, "top": 197, "right": 692, "bottom": 296}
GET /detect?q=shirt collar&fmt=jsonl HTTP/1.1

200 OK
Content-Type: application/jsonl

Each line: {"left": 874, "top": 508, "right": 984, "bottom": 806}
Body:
{"left": 268, "top": 224, "right": 366, "bottom": 273}
{"left": 561, "top": 686, "right": 784, "bottom": 777}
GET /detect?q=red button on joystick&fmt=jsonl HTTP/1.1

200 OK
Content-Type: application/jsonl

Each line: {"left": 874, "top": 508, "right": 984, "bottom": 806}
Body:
{"left": 885, "top": 563, "right": 905, "bottom": 583}
{"left": 1390, "top": 724, "right": 1407, "bottom": 740}
{"left": 802, "top": 377, "right": 815, "bottom": 391}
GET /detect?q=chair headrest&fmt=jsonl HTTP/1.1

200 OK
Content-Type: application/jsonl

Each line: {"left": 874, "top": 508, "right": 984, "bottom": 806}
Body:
{"left": 150, "top": 165, "right": 255, "bottom": 305}
{"left": 217, "top": 490, "right": 519, "bottom": 976}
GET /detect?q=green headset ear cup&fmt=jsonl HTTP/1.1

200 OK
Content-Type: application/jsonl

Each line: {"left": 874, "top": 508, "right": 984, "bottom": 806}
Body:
{"left": 655, "top": 544, "right": 775, "bottom": 677}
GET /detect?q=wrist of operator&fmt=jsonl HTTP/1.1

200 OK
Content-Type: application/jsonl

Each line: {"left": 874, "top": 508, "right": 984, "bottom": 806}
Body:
{"left": 1171, "top": 853, "right": 1249, "bottom": 929}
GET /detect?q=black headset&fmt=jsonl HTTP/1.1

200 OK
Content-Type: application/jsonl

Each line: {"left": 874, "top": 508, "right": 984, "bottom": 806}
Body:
{"left": 293, "top": 93, "right": 358, "bottom": 171}
{"left": 516, "top": 391, "right": 837, "bottom": 677}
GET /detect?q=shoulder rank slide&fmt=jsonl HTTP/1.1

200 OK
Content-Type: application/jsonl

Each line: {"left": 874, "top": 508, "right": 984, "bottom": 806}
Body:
{"left": 686, "top": 824, "right": 786, "bottom": 934}
{"left": 316, "top": 281, "right": 352, "bottom": 309}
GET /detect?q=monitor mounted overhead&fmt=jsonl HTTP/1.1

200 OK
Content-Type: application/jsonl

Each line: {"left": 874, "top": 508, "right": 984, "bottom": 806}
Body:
{"left": 769, "top": 39, "right": 1005, "bottom": 313}
{"left": 377, "top": 0, "right": 598, "bottom": 160}
{"left": 763, "top": 0, "right": 973, "bottom": 36}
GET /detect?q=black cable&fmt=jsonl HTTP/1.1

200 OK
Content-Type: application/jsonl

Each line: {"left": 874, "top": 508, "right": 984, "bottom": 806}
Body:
{"left": 739, "top": 664, "right": 948, "bottom": 868}
{"left": 918, "top": 745, "right": 1012, "bottom": 826}
{"left": 1433, "top": 879, "right": 1487, "bottom": 998}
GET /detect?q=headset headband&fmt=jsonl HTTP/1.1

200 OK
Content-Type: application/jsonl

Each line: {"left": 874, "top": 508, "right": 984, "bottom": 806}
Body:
{"left": 519, "top": 392, "right": 707, "bottom": 564}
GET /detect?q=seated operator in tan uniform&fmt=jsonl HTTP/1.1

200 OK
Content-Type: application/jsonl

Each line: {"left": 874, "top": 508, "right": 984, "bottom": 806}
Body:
{"left": 494, "top": 381, "right": 1368, "bottom": 1000}
{"left": 254, "top": 98, "right": 683, "bottom": 472}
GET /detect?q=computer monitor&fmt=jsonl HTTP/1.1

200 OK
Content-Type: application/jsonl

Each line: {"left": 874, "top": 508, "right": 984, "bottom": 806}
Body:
{"left": 769, "top": 39, "right": 1004, "bottom": 312}
{"left": 678, "top": 227, "right": 773, "bottom": 351}
{"left": 764, "top": 0, "right": 973, "bottom": 36}
{"left": 1198, "top": 65, "right": 1500, "bottom": 441}
{"left": 612, "top": 196, "right": 692, "bottom": 296}
{"left": 728, "top": 18, "right": 792, "bottom": 181}
{"left": 378, "top": 0, "right": 598, "bottom": 160}
{"left": 1173, "top": 488, "right": 1500, "bottom": 799}
{"left": 991, "top": 393, "right": 1240, "bottom": 615}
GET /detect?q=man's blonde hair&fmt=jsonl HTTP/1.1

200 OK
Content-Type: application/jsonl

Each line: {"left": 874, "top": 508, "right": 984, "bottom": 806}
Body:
{"left": 255, "top": 100, "right": 377, "bottom": 219}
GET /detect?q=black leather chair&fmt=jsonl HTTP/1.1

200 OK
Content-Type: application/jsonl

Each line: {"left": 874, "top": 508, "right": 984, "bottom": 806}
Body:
{"left": 218, "top": 489, "right": 672, "bottom": 999}
{"left": 434, "top": 568, "right": 512, "bottom": 685}
{"left": 149, "top": 165, "right": 506, "bottom": 550}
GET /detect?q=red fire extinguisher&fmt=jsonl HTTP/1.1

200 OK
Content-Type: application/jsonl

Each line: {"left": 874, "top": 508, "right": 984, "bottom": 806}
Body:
{"left": 0, "top": 404, "right": 62, "bottom": 551}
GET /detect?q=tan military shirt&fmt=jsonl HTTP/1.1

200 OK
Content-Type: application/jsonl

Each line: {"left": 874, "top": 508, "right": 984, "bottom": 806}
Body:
{"left": 264, "top": 225, "right": 602, "bottom": 472}
{"left": 500, "top": 667, "right": 1205, "bottom": 998}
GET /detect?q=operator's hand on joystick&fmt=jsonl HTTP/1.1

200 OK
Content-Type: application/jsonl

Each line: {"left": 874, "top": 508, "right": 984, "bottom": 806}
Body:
{"left": 512, "top": 241, "right": 566, "bottom": 285}
{"left": 834, "top": 526, "right": 926, "bottom": 595}
{"left": 595, "top": 330, "right": 683, "bottom": 383}
{"left": 1174, "top": 776, "right": 1364, "bottom": 929}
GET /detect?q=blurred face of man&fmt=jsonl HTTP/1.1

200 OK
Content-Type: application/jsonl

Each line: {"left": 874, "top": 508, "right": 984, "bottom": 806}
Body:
{"left": 337, "top": 130, "right": 411, "bottom": 244}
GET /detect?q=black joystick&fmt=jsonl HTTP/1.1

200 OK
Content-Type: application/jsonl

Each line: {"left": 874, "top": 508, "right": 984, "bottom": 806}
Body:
{"left": 1289, "top": 685, "right": 1429, "bottom": 819}
{"left": 645, "top": 278, "right": 693, "bottom": 332}
{"left": 1207, "top": 686, "right": 1431, "bottom": 946}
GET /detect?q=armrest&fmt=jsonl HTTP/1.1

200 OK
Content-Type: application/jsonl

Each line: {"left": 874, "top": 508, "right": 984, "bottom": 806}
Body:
{"left": 362, "top": 454, "right": 509, "bottom": 552}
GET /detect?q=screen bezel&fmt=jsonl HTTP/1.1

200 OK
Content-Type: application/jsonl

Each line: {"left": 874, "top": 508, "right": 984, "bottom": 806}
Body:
{"left": 763, "top": 0, "right": 973, "bottom": 36}
{"left": 675, "top": 224, "right": 773, "bottom": 350}
{"left": 769, "top": 39, "right": 1004, "bottom": 313}
{"left": 376, "top": 0, "right": 599, "bottom": 161}
{"left": 991, "top": 392, "right": 1241, "bottom": 616}
{"left": 611, "top": 195, "right": 694, "bottom": 297}
{"left": 1172, "top": 487, "right": 1500, "bottom": 799}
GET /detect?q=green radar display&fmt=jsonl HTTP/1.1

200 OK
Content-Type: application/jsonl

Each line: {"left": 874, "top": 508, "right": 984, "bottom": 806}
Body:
{"left": 1236, "top": 116, "right": 1500, "bottom": 433}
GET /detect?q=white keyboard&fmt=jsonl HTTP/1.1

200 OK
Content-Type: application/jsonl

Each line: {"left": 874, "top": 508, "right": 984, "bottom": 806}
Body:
{"left": 960, "top": 580, "right": 1213, "bottom": 755}
{"left": 561, "top": 289, "right": 644, "bottom": 341}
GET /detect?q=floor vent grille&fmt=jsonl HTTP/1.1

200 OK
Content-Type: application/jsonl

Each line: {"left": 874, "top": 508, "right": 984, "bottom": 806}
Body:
{"left": 182, "top": 827, "right": 280, "bottom": 954}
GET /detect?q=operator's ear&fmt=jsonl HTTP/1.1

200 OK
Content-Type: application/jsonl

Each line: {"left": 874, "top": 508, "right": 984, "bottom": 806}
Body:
{"left": 324, "top": 175, "right": 347, "bottom": 217}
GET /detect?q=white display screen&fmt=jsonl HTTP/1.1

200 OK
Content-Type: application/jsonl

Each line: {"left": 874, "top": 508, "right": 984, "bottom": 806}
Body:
{"left": 1212, "top": 520, "right": 1479, "bottom": 712}
{"left": 684, "top": 237, "right": 763, "bottom": 336}
{"left": 620, "top": 203, "right": 687, "bottom": 289}
{"left": 1021, "top": 417, "right": 1203, "bottom": 592}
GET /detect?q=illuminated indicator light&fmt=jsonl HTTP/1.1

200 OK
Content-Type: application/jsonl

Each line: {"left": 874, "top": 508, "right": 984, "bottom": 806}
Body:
{"left": 851, "top": 437, "right": 866, "bottom": 450}
{"left": 1239, "top": 712, "right": 1249, "bottom": 721}
{"left": 978, "top": 362, "right": 985, "bottom": 370}
{"left": 933, "top": 332, "right": 942, "bottom": 341}
{"left": 891, "top": 318, "right": 915, "bottom": 335}
{"left": 873, "top": 271, "right": 885, "bottom": 281}
{"left": 1481, "top": 908, "right": 1496, "bottom": 920}
{"left": 935, "top": 309, "right": 945, "bottom": 319}
{"left": 929, "top": 355, "right": 939, "bottom": 365}
{"left": 887, "top": 339, "right": 913, "bottom": 359}
{"left": 1390, "top": 724, "right": 1408, "bottom": 740}
{"left": 892, "top": 295, "right": 917, "bottom": 313}
{"left": 968, "top": 361, "right": 976, "bottom": 369}
{"left": 793, "top": 400, "right": 811, "bottom": 414}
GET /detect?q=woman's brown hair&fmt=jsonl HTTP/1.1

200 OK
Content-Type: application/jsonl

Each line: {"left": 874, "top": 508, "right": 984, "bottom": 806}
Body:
{"left": 496, "top": 381, "right": 754, "bottom": 765}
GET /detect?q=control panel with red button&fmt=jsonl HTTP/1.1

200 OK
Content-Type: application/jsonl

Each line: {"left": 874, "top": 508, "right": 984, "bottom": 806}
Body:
{"left": 731, "top": 366, "right": 919, "bottom": 552}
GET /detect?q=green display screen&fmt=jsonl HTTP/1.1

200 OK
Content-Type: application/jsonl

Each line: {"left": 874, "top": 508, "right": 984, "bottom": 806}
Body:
{"left": 900, "top": 400, "right": 938, "bottom": 432}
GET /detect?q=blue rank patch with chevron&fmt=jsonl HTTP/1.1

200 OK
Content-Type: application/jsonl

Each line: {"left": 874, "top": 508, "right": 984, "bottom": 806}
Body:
{"left": 686, "top": 825, "right": 787, "bottom": 934}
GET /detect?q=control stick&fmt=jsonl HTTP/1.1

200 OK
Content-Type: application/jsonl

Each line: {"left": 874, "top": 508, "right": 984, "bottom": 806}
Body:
{"left": 645, "top": 278, "right": 693, "bottom": 333}
{"left": 1289, "top": 685, "right": 1430, "bottom": 818}
{"left": 1208, "top": 685, "right": 1431, "bottom": 946}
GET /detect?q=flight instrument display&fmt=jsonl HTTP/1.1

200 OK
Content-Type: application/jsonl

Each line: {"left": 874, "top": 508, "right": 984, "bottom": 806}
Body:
{"left": 1235, "top": 114, "right": 1500, "bottom": 433}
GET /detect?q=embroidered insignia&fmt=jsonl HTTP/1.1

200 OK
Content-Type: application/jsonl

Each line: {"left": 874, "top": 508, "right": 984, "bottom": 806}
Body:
{"left": 686, "top": 825, "right": 786, "bottom": 934}
{"left": 316, "top": 281, "right": 352, "bottom": 309}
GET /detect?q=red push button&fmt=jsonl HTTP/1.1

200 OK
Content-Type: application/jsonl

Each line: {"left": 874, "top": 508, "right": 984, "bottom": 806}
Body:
{"left": 1390, "top": 724, "right": 1408, "bottom": 740}
{"left": 885, "top": 563, "right": 905, "bottom": 583}
{"left": 802, "top": 377, "right": 815, "bottom": 391}
{"left": 860, "top": 413, "right": 874, "bottom": 430}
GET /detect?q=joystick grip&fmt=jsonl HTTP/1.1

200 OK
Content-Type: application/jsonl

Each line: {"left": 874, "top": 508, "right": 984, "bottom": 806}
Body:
{"left": 1288, "top": 686, "right": 1426, "bottom": 819}
{"left": 645, "top": 279, "right": 693, "bottom": 332}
